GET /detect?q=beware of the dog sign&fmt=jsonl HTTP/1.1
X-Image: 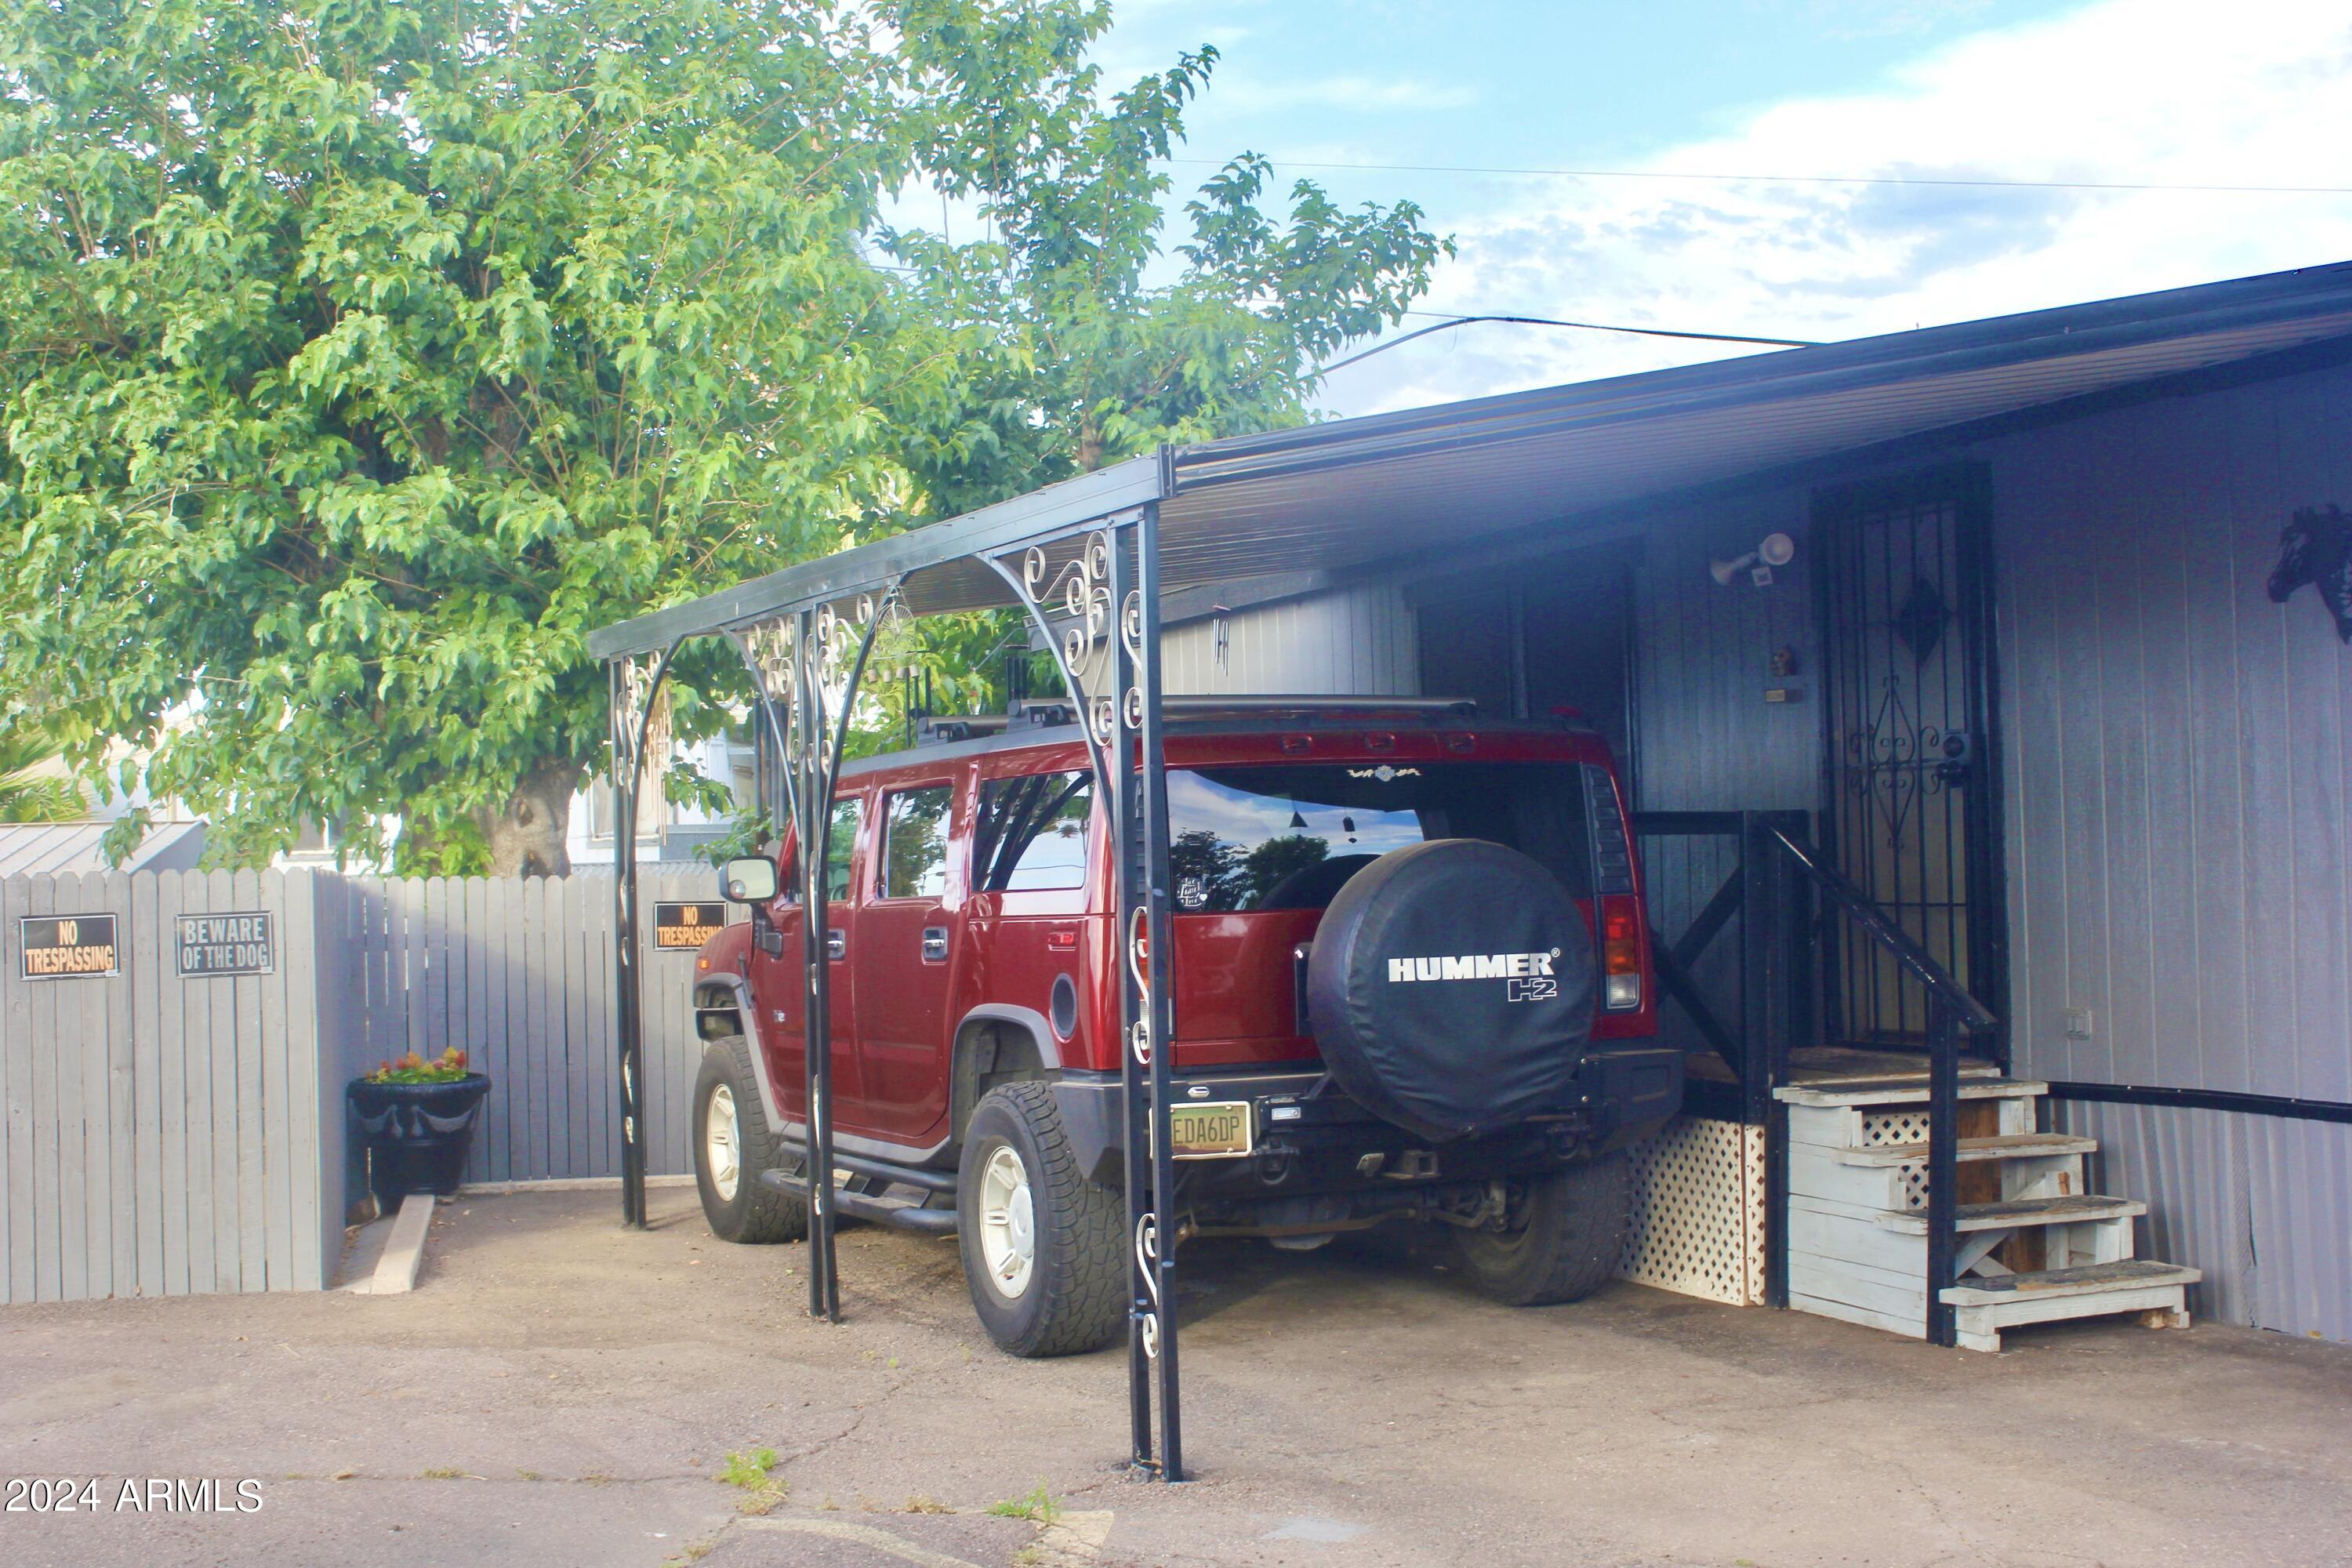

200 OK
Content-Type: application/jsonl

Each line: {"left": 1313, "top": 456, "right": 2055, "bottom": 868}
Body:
{"left": 19, "top": 914, "right": 121, "bottom": 980}
{"left": 176, "top": 912, "right": 277, "bottom": 978}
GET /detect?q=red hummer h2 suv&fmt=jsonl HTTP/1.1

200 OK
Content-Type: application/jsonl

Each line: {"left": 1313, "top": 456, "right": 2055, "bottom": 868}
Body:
{"left": 688, "top": 701, "right": 1681, "bottom": 1356}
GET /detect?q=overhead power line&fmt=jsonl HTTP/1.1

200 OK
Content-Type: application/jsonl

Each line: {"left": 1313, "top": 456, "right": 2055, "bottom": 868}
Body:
{"left": 1171, "top": 155, "right": 2352, "bottom": 198}
{"left": 1320, "top": 312, "right": 1822, "bottom": 373}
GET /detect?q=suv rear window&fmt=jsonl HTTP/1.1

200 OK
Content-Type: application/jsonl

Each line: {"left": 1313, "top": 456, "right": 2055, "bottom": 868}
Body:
{"left": 1166, "top": 763, "right": 1592, "bottom": 913}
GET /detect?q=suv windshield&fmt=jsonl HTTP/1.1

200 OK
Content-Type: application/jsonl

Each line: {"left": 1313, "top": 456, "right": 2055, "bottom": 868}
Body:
{"left": 1166, "top": 762, "right": 1593, "bottom": 913}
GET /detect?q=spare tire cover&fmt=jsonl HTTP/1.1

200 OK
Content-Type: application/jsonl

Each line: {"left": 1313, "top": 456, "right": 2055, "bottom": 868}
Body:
{"left": 1305, "top": 838, "right": 1597, "bottom": 1142}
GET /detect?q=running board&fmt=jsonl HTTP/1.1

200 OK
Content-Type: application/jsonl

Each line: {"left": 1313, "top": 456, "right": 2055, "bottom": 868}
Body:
{"left": 773, "top": 1140, "right": 957, "bottom": 1194}
{"left": 760, "top": 1169, "right": 959, "bottom": 1236}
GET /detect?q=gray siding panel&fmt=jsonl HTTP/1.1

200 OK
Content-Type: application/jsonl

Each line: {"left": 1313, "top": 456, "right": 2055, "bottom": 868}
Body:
{"left": 1630, "top": 495, "right": 1820, "bottom": 815}
{"left": 1994, "top": 360, "right": 2352, "bottom": 1102}
{"left": 1160, "top": 582, "right": 1418, "bottom": 696}
{"left": 2053, "top": 1097, "right": 2351, "bottom": 1343}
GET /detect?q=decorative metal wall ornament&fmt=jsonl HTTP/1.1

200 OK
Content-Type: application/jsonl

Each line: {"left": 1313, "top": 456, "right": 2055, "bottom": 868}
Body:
{"left": 2269, "top": 503, "right": 2352, "bottom": 643}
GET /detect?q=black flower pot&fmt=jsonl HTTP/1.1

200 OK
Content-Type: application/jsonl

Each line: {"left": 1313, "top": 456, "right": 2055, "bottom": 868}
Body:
{"left": 347, "top": 1073, "right": 493, "bottom": 1207}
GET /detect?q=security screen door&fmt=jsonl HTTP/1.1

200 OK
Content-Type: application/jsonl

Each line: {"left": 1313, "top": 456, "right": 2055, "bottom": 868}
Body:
{"left": 1813, "top": 467, "right": 2006, "bottom": 1052}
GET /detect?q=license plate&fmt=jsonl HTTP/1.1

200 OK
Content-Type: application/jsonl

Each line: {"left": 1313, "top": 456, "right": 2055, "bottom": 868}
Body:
{"left": 1167, "top": 1101, "right": 1253, "bottom": 1160}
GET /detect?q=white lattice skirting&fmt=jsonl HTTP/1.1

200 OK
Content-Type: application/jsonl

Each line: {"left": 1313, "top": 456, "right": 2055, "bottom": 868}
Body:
{"left": 1617, "top": 1116, "right": 1767, "bottom": 1305}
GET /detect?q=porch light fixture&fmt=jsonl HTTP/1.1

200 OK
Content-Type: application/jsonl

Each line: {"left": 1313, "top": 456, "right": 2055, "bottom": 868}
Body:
{"left": 1709, "top": 532, "right": 1797, "bottom": 588}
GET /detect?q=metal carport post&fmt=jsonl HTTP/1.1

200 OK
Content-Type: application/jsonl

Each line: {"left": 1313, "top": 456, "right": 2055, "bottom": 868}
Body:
{"left": 590, "top": 456, "right": 1187, "bottom": 1480}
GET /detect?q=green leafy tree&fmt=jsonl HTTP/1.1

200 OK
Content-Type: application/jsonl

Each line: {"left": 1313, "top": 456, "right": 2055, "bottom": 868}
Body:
{"left": 0, "top": 0, "right": 1443, "bottom": 873}
{"left": 887, "top": 3, "right": 1450, "bottom": 507}
{"left": 0, "top": 717, "right": 82, "bottom": 823}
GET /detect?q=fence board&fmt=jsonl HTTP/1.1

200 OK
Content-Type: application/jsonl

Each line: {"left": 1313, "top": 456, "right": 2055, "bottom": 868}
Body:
{"left": 205, "top": 868, "right": 239, "bottom": 1293}
{"left": 2, "top": 876, "right": 32, "bottom": 1301}
{"left": 53, "top": 872, "right": 85, "bottom": 1301}
{"left": 232, "top": 868, "right": 267, "bottom": 1291}
{"left": 564, "top": 877, "right": 589, "bottom": 1178}
{"left": 130, "top": 873, "right": 163, "bottom": 1296}
{"left": 528, "top": 878, "right": 554, "bottom": 1180}
{"left": 155, "top": 870, "right": 190, "bottom": 1295}
{"left": 71, "top": 871, "right": 107, "bottom": 1296}
{"left": 258, "top": 870, "right": 295, "bottom": 1290}
{"left": 586, "top": 876, "right": 614, "bottom": 1178}
{"left": 460, "top": 877, "right": 489, "bottom": 1182}
{"left": 423, "top": 876, "right": 450, "bottom": 1062}
{"left": 285, "top": 872, "right": 327, "bottom": 1290}
{"left": 103, "top": 870, "right": 137, "bottom": 1297}
{"left": 30, "top": 873, "right": 62, "bottom": 1300}
{"left": 484, "top": 876, "right": 515, "bottom": 1181}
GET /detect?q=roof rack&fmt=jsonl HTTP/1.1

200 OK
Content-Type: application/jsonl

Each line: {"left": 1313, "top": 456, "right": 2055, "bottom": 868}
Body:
{"left": 1162, "top": 694, "right": 1475, "bottom": 720}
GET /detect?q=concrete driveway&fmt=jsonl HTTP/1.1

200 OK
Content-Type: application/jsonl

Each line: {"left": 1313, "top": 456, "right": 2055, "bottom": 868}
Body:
{"left": 2, "top": 1185, "right": 2347, "bottom": 1568}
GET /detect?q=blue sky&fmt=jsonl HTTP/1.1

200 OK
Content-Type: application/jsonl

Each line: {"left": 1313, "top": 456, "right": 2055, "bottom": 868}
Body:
{"left": 1065, "top": 0, "right": 2352, "bottom": 416}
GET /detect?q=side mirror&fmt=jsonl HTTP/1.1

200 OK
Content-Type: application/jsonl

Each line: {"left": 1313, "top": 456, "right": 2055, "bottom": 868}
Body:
{"left": 720, "top": 855, "right": 779, "bottom": 905}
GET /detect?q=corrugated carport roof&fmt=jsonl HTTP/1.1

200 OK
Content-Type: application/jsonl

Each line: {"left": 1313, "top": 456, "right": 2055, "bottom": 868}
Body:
{"left": 590, "top": 260, "right": 2352, "bottom": 658}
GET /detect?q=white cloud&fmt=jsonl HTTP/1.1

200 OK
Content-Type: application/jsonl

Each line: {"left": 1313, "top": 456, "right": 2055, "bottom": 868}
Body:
{"left": 1323, "top": 0, "right": 2352, "bottom": 416}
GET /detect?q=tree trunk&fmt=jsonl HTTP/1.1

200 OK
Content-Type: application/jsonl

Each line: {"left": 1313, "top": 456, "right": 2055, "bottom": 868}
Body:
{"left": 477, "top": 757, "right": 581, "bottom": 877}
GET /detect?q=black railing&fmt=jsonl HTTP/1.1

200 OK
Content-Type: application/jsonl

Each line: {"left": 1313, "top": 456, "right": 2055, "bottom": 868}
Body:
{"left": 1634, "top": 810, "right": 1998, "bottom": 1347}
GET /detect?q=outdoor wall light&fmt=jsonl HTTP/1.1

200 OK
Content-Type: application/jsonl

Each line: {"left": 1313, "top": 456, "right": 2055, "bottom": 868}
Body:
{"left": 1710, "top": 531, "right": 1797, "bottom": 587}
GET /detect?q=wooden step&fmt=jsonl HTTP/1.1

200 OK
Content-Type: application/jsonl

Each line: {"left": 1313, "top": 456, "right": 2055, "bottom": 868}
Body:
{"left": 1835, "top": 1132, "right": 2098, "bottom": 1167}
{"left": 1875, "top": 1193, "right": 2143, "bottom": 1234}
{"left": 1940, "top": 1258, "right": 2201, "bottom": 1306}
{"left": 1777, "top": 1077, "right": 2049, "bottom": 1109}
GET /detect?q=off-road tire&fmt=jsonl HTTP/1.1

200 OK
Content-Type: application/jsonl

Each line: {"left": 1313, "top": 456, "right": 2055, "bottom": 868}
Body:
{"left": 957, "top": 1082, "right": 1125, "bottom": 1357}
{"left": 693, "top": 1036, "right": 808, "bottom": 1245}
{"left": 1447, "top": 1152, "right": 1630, "bottom": 1306}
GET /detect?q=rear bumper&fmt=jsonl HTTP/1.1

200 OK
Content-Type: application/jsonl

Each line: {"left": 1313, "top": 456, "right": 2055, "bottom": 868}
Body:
{"left": 1051, "top": 1045, "right": 1682, "bottom": 1190}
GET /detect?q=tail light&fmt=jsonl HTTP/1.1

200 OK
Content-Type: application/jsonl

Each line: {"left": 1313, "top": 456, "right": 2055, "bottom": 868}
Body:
{"left": 1601, "top": 895, "right": 1642, "bottom": 1011}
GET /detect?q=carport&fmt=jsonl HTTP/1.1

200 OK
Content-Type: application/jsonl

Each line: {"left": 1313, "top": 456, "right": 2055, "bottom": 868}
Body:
{"left": 586, "top": 261, "right": 2352, "bottom": 1477}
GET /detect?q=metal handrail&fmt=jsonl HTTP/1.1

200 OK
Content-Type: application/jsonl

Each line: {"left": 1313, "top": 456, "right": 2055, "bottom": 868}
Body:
{"left": 1755, "top": 821, "right": 1994, "bottom": 1347}
{"left": 1634, "top": 810, "right": 1996, "bottom": 1345}
{"left": 1759, "top": 824, "right": 1997, "bottom": 1033}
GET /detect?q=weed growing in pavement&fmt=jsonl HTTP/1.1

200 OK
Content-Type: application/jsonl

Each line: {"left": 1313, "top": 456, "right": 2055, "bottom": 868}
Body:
{"left": 904, "top": 1496, "right": 953, "bottom": 1514}
{"left": 419, "top": 1468, "right": 464, "bottom": 1480}
{"left": 720, "top": 1447, "right": 787, "bottom": 1515}
{"left": 988, "top": 1483, "right": 1059, "bottom": 1524}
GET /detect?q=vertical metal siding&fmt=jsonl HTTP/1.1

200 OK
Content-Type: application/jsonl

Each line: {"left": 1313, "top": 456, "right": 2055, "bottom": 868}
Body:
{"left": 2051, "top": 1097, "right": 2352, "bottom": 1342}
{"left": 1158, "top": 583, "right": 1419, "bottom": 697}
{"left": 1630, "top": 498, "right": 1820, "bottom": 815}
{"left": 1989, "top": 359, "right": 2352, "bottom": 1105}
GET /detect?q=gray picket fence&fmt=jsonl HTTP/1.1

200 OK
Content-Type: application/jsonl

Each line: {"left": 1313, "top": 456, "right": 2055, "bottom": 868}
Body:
{"left": 1, "top": 866, "right": 732, "bottom": 1305}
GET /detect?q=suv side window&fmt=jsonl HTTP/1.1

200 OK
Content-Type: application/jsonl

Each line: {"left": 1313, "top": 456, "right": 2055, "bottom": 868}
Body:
{"left": 780, "top": 797, "right": 863, "bottom": 902}
{"left": 973, "top": 771, "right": 1091, "bottom": 894}
{"left": 880, "top": 786, "right": 953, "bottom": 900}
{"left": 824, "top": 797, "right": 862, "bottom": 902}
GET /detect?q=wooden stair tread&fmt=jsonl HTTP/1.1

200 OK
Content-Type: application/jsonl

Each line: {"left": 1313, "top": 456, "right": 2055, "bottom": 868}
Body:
{"left": 1940, "top": 1259, "right": 2201, "bottom": 1305}
{"left": 1777, "top": 1078, "right": 2049, "bottom": 1108}
{"left": 1875, "top": 1193, "right": 2143, "bottom": 1234}
{"left": 1835, "top": 1132, "right": 2098, "bottom": 1167}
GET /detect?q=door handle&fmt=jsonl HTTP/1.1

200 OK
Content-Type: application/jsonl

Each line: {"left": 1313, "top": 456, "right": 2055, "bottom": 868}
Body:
{"left": 921, "top": 927, "right": 949, "bottom": 963}
{"left": 826, "top": 929, "right": 846, "bottom": 960}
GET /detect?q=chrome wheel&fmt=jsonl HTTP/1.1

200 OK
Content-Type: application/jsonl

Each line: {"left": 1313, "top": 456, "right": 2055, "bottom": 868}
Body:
{"left": 976, "top": 1145, "right": 1036, "bottom": 1299}
{"left": 706, "top": 1082, "right": 741, "bottom": 1203}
